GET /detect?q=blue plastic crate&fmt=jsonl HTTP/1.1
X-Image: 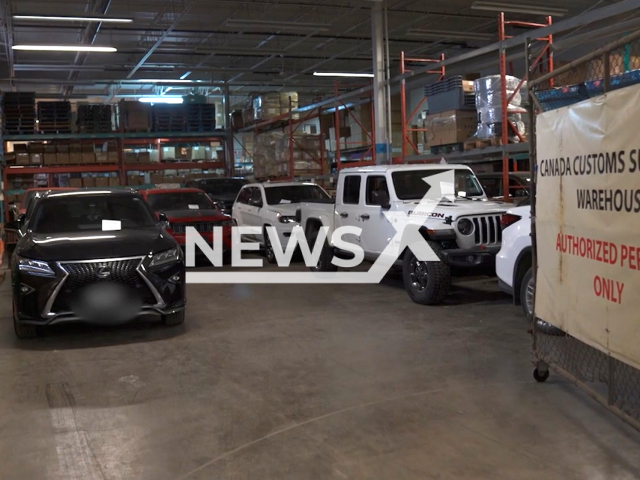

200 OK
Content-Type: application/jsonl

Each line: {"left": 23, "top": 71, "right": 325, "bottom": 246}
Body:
{"left": 535, "top": 84, "right": 588, "bottom": 112}
{"left": 585, "top": 69, "right": 640, "bottom": 97}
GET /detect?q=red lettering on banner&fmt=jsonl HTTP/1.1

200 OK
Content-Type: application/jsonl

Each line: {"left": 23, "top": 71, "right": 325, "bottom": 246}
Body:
{"left": 593, "top": 275, "right": 624, "bottom": 304}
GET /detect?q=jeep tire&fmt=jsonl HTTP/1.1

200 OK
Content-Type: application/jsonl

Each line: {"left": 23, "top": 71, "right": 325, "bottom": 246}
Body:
{"left": 402, "top": 241, "right": 451, "bottom": 305}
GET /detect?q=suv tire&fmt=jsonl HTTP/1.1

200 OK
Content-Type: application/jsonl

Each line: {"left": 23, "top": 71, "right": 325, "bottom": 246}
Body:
{"left": 309, "top": 227, "right": 338, "bottom": 272}
{"left": 402, "top": 241, "right": 451, "bottom": 305}
{"left": 520, "top": 268, "right": 534, "bottom": 320}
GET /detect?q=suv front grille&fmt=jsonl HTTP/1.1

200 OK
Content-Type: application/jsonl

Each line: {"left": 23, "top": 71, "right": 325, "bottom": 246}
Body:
{"left": 171, "top": 222, "right": 223, "bottom": 234}
{"left": 52, "top": 258, "right": 157, "bottom": 312}
{"left": 471, "top": 215, "right": 503, "bottom": 245}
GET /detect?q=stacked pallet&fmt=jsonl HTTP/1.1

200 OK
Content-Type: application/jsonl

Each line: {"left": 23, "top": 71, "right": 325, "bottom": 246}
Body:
{"left": 120, "top": 101, "right": 151, "bottom": 132}
{"left": 152, "top": 105, "right": 186, "bottom": 132}
{"left": 2, "top": 92, "right": 36, "bottom": 134}
{"left": 185, "top": 104, "right": 216, "bottom": 132}
{"left": 37, "top": 101, "right": 72, "bottom": 134}
{"left": 77, "top": 105, "right": 113, "bottom": 133}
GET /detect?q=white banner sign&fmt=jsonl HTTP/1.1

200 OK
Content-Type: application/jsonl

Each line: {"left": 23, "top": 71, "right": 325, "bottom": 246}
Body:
{"left": 536, "top": 83, "right": 640, "bottom": 371}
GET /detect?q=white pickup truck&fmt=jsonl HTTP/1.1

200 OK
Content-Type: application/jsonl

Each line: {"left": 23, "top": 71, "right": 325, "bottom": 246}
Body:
{"left": 298, "top": 164, "right": 508, "bottom": 305}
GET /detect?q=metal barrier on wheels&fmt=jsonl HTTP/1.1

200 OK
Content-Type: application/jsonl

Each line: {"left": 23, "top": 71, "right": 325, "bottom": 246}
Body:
{"left": 526, "top": 28, "right": 640, "bottom": 431}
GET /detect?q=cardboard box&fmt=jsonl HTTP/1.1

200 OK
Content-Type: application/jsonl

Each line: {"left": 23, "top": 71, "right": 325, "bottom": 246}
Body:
{"left": 83, "top": 177, "right": 97, "bottom": 188}
{"left": 138, "top": 152, "right": 151, "bottom": 163}
{"left": 43, "top": 153, "right": 57, "bottom": 165}
{"left": 96, "top": 177, "right": 109, "bottom": 187}
{"left": 425, "top": 109, "right": 477, "bottom": 148}
{"left": 151, "top": 173, "right": 164, "bottom": 184}
{"left": 56, "top": 145, "right": 70, "bottom": 153}
{"left": 57, "top": 153, "right": 70, "bottom": 164}
{"left": 44, "top": 145, "right": 57, "bottom": 154}
{"left": 125, "top": 152, "right": 138, "bottom": 164}
{"left": 127, "top": 175, "right": 142, "bottom": 186}
{"left": 69, "top": 178, "right": 83, "bottom": 188}
{"left": 30, "top": 153, "right": 43, "bottom": 165}
{"left": 69, "top": 152, "right": 83, "bottom": 164}
{"left": 108, "top": 177, "right": 120, "bottom": 187}
{"left": 5, "top": 152, "right": 16, "bottom": 165}
{"left": 186, "top": 146, "right": 206, "bottom": 160}
{"left": 95, "top": 152, "right": 109, "bottom": 163}
{"left": 161, "top": 147, "right": 175, "bottom": 160}
{"left": 70, "top": 143, "right": 83, "bottom": 153}
{"left": 16, "top": 153, "right": 30, "bottom": 165}
{"left": 462, "top": 80, "right": 475, "bottom": 93}
{"left": 82, "top": 153, "right": 95, "bottom": 164}
{"left": 82, "top": 144, "right": 94, "bottom": 153}
{"left": 108, "top": 151, "right": 119, "bottom": 163}
{"left": 29, "top": 143, "right": 45, "bottom": 153}
{"left": 14, "top": 144, "right": 28, "bottom": 153}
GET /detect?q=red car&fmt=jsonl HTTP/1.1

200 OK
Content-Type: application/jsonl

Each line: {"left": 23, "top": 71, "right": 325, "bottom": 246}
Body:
{"left": 140, "top": 188, "right": 233, "bottom": 251}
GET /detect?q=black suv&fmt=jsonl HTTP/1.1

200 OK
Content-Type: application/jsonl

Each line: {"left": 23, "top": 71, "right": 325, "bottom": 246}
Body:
{"left": 8, "top": 190, "right": 186, "bottom": 338}
{"left": 185, "top": 177, "right": 248, "bottom": 214}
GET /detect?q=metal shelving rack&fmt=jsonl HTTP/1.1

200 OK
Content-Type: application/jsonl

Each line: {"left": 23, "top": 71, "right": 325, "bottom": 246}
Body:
{"left": 237, "top": 98, "right": 327, "bottom": 182}
{"left": 1, "top": 128, "right": 228, "bottom": 225}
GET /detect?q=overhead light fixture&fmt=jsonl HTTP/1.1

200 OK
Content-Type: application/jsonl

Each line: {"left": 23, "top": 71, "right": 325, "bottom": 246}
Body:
{"left": 13, "top": 45, "right": 117, "bottom": 52}
{"left": 138, "top": 96, "right": 184, "bottom": 104}
{"left": 471, "top": 2, "right": 568, "bottom": 17}
{"left": 314, "top": 72, "right": 374, "bottom": 78}
{"left": 179, "top": 71, "right": 191, "bottom": 80}
{"left": 13, "top": 15, "right": 132, "bottom": 23}
{"left": 406, "top": 29, "right": 494, "bottom": 41}
{"left": 135, "top": 79, "right": 201, "bottom": 84}
{"left": 224, "top": 19, "right": 331, "bottom": 32}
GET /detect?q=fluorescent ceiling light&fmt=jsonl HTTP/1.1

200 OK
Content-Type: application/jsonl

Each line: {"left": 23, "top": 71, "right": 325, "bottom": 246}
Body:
{"left": 13, "top": 45, "right": 117, "bottom": 52}
{"left": 406, "top": 29, "right": 494, "bottom": 41}
{"left": 314, "top": 72, "right": 374, "bottom": 78}
{"left": 225, "top": 19, "right": 331, "bottom": 32}
{"left": 13, "top": 15, "right": 132, "bottom": 23}
{"left": 139, "top": 96, "right": 183, "bottom": 104}
{"left": 136, "top": 79, "right": 201, "bottom": 83}
{"left": 471, "top": 2, "right": 568, "bottom": 17}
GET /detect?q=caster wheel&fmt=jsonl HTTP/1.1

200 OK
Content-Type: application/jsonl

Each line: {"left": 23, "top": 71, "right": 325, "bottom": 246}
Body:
{"left": 533, "top": 368, "right": 550, "bottom": 383}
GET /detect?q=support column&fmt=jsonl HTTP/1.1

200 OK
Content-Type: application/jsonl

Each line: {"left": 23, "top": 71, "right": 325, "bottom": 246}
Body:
{"left": 371, "top": 0, "right": 390, "bottom": 164}
{"left": 223, "top": 84, "right": 235, "bottom": 177}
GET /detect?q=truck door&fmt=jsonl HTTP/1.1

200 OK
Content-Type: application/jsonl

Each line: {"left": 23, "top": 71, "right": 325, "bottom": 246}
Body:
{"left": 360, "top": 175, "right": 397, "bottom": 255}
{"left": 335, "top": 174, "right": 363, "bottom": 249}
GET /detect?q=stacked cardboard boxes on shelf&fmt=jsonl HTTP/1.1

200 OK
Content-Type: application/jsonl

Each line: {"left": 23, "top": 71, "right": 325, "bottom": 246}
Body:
{"left": 120, "top": 101, "right": 152, "bottom": 132}
{"left": 253, "top": 92, "right": 299, "bottom": 122}
{"left": 424, "top": 110, "right": 477, "bottom": 149}
{"left": 253, "top": 132, "right": 323, "bottom": 179}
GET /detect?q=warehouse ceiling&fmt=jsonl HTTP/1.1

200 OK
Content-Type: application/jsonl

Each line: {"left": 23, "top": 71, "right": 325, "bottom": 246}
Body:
{"left": 0, "top": 0, "right": 628, "bottom": 103}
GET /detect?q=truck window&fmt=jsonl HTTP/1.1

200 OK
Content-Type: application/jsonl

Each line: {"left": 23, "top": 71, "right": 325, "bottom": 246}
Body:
{"left": 343, "top": 176, "right": 361, "bottom": 205}
{"left": 366, "top": 176, "right": 388, "bottom": 205}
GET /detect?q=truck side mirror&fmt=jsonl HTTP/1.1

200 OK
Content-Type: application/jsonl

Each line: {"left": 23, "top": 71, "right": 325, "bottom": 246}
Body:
{"left": 371, "top": 190, "right": 391, "bottom": 209}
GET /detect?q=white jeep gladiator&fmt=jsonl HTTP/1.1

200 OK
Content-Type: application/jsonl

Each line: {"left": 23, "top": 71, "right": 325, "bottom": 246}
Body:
{"left": 298, "top": 164, "right": 507, "bottom": 305}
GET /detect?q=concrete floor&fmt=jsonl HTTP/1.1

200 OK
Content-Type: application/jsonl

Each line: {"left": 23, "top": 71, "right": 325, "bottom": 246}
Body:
{"left": 1, "top": 265, "right": 640, "bottom": 480}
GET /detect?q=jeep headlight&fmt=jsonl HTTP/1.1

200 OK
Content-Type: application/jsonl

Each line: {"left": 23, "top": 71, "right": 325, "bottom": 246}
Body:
{"left": 17, "top": 256, "right": 55, "bottom": 277}
{"left": 457, "top": 218, "right": 474, "bottom": 236}
{"left": 150, "top": 247, "right": 181, "bottom": 267}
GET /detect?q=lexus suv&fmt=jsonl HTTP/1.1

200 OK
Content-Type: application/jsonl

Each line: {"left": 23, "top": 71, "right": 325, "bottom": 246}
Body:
{"left": 9, "top": 190, "right": 186, "bottom": 338}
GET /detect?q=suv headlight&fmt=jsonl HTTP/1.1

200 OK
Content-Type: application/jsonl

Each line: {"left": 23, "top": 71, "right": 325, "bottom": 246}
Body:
{"left": 277, "top": 213, "right": 297, "bottom": 224}
{"left": 150, "top": 247, "right": 181, "bottom": 267}
{"left": 17, "top": 256, "right": 55, "bottom": 277}
{"left": 457, "top": 218, "right": 474, "bottom": 236}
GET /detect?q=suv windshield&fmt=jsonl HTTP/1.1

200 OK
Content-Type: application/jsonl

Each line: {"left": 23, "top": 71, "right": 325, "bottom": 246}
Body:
{"left": 147, "top": 191, "right": 213, "bottom": 211}
{"left": 30, "top": 195, "right": 157, "bottom": 234}
{"left": 265, "top": 185, "right": 329, "bottom": 205}
{"left": 392, "top": 169, "right": 484, "bottom": 200}
{"left": 200, "top": 179, "right": 247, "bottom": 196}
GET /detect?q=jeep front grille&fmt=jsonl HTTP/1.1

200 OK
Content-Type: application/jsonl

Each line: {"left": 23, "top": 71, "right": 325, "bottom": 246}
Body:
{"left": 171, "top": 222, "right": 223, "bottom": 234}
{"left": 52, "top": 257, "right": 157, "bottom": 312}
{"left": 471, "top": 215, "right": 503, "bottom": 245}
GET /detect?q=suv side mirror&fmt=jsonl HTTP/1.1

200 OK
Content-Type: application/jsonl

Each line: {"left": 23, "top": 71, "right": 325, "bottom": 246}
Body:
{"left": 371, "top": 190, "right": 391, "bottom": 209}
{"left": 158, "top": 212, "right": 170, "bottom": 229}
